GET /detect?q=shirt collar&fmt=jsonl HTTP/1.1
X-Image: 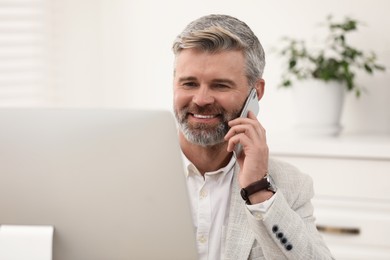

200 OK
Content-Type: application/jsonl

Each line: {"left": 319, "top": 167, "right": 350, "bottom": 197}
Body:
{"left": 181, "top": 151, "right": 236, "bottom": 177}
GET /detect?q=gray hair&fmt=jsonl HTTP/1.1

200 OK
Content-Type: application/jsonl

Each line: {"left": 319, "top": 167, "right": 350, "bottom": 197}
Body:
{"left": 172, "top": 14, "right": 265, "bottom": 87}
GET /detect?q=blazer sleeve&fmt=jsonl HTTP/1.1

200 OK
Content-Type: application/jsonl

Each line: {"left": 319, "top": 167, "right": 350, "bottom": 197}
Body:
{"left": 245, "top": 158, "right": 335, "bottom": 260}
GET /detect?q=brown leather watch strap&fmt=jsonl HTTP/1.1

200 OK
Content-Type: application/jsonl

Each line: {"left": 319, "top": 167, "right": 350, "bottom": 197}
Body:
{"left": 240, "top": 176, "right": 270, "bottom": 204}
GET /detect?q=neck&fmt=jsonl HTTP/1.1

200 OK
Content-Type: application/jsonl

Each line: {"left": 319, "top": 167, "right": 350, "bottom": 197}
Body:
{"left": 179, "top": 133, "right": 233, "bottom": 175}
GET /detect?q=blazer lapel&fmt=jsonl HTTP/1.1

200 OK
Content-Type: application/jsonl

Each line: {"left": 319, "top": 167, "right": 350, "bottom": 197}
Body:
{"left": 223, "top": 164, "right": 254, "bottom": 260}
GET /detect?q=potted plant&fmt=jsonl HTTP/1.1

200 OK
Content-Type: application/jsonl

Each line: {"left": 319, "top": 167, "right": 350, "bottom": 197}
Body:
{"left": 275, "top": 15, "right": 385, "bottom": 136}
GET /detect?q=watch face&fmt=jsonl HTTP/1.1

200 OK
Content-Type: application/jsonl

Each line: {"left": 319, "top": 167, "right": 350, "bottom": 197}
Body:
{"left": 240, "top": 188, "right": 248, "bottom": 201}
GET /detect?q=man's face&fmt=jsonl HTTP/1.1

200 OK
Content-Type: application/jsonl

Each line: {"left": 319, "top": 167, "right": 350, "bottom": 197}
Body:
{"left": 173, "top": 48, "right": 250, "bottom": 147}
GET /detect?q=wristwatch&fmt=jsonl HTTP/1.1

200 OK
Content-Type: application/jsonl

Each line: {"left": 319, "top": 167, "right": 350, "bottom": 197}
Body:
{"left": 240, "top": 174, "right": 276, "bottom": 205}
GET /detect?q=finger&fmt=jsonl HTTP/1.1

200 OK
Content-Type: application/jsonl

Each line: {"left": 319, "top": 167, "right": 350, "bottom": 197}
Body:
{"left": 225, "top": 123, "right": 264, "bottom": 152}
{"left": 229, "top": 112, "right": 262, "bottom": 131}
{"left": 225, "top": 122, "right": 259, "bottom": 141}
{"left": 227, "top": 132, "right": 264, "bottom": 155}
{"left": 229, "top": 110, "right": 256, "bottom": 124}
{"left": 226, "top": 132, "right": 250, "bottom": 152}
{"left": 247, "top": 111, "right": 266, "bottom": 134}
{"left": 247, "top": 110, "right": 257, "bottom": 119}
{"left": 229, "top": 120, "right": 261, "bottom": 138}
{"left": 226, "top": 120, "right": 266, "bottom": 143}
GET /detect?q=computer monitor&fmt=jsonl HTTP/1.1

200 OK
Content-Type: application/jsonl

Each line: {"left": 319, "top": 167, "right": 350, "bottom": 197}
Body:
{"left": 0, "top": 108, "right": 198, "bottom": 260}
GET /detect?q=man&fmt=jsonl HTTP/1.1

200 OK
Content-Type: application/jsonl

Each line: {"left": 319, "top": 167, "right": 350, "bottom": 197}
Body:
{"left": 172, "top": 14, "right": 334, "bottom": 260}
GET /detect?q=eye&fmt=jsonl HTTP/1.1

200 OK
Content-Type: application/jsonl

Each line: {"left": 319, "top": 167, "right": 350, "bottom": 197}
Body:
{"left": 182, "top": 81, "right": 198, "bottom": 88}
{"left": 213, "top": 83, "right": 230, "bottom": 90}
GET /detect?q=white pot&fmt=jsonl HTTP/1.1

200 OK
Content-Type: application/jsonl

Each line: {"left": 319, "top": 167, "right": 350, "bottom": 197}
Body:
{"left": 292, "top": 79, "right": 346, "bottom": 136}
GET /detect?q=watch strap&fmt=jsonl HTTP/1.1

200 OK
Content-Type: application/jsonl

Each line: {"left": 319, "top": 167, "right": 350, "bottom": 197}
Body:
{"left": 240, "top": 175, "right": 271, "bottom": 204}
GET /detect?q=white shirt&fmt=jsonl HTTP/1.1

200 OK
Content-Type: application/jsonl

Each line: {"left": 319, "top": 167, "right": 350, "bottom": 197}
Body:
{"left": 183, "top": 154, "right": 275, "bottom": 260}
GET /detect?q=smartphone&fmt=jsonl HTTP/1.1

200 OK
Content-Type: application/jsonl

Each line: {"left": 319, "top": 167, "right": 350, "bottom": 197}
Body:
{"left": 234, "top": 88, "right": 259, "bottom": 156}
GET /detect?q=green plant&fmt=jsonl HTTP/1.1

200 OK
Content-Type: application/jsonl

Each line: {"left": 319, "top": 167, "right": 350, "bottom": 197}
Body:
{"left": 276, "top": 15, "right": 385, "bottom": 97}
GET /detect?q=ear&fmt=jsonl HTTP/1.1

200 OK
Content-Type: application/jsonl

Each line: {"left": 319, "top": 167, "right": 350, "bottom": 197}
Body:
{"left": 255, "top": 79, "right": 265, "bottom": 100}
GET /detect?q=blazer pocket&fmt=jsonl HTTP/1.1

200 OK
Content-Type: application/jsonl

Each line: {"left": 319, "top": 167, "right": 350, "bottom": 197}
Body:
{"left": 248, "top": 245, "right": 265, "bottom": 260}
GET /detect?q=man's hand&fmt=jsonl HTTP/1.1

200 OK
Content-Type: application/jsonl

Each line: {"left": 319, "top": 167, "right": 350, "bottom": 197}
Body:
{"left": 225, "top": 111, "right": 272, "bottom": 203}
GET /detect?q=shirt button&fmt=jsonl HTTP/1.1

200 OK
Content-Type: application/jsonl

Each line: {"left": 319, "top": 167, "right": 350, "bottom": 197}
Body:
{"left": 254, "top": 212, "right": 262, "bottom": 220}
{"left": 200, "top": 190, "right": 208, "bottom": 199}
{"left": 198, "top": 235, "right": 207, "bottom": 244}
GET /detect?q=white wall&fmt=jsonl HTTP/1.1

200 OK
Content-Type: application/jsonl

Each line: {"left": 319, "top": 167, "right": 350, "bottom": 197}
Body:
{"left": 52, "top": 0, "right": 390, "bottom": 135}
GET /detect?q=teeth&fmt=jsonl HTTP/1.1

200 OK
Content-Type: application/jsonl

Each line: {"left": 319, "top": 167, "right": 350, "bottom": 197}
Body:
{"left": 193, "top": 114, "right": 216, "bottom": 119}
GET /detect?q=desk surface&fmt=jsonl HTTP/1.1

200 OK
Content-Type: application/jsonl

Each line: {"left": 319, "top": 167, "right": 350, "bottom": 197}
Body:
{"left": 268, "top": 133, "right": 390, "bottom": 159}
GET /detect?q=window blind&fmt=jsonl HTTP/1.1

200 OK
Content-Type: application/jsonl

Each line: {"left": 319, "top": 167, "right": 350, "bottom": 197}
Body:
{"left": 0, "top": 0, "right": 51, "bottom": 106}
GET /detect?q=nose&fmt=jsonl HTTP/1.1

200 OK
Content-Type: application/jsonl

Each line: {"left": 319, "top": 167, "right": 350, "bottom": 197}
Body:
{"left": 192, "top": 87, "right": 215, "bottom": 106}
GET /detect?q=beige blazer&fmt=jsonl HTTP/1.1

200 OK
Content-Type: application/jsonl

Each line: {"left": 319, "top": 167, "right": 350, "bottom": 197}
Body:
{"left": 223, "top": 158, "right": 335, "bottom": 260}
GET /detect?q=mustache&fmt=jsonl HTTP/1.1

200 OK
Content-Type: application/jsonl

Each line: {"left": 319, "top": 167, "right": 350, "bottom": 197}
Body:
{"left": 182, "top": 104, "right": 225, "bottom": 116}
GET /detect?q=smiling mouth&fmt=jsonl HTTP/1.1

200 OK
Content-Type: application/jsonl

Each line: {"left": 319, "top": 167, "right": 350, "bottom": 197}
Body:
{"left": 192, "top": 114, "right": 218, "bottom": 119}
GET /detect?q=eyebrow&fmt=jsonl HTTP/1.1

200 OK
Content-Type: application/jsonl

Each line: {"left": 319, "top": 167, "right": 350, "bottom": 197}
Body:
{"left": 177, "top": 76, "right": 197, "bottom": 83}
{"left": 212, "top": 79, "right": 236, "bottom": 86}
{"left": 177, "top": 77, "right": 236, "bottom": 86}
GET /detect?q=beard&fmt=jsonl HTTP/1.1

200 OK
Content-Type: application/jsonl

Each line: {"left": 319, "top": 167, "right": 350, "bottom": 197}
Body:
{"left": 174, "top": 104, "right": 241, "bottom": 147}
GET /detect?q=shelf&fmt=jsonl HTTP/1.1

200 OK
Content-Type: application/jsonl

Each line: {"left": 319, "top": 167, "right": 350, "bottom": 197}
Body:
{"left": 267, "top": 133, "right": 390, "bottom": 160}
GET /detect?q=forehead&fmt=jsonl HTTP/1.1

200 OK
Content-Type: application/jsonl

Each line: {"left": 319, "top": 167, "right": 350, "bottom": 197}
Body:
{"left": 174, "top": 49, "right": 246, "bottom": 79}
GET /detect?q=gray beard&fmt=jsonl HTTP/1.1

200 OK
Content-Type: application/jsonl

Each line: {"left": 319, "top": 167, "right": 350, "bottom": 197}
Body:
{"left": 179, "top": 120, "right": 228, "bottom": 147}
{"left": 174, "top": 107, "right": 240, "bottom": 147}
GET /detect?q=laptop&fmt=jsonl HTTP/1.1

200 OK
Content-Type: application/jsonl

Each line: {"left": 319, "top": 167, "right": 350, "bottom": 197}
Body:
{"left": 0, "top": 108, "right": 198, "bottom": 260}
